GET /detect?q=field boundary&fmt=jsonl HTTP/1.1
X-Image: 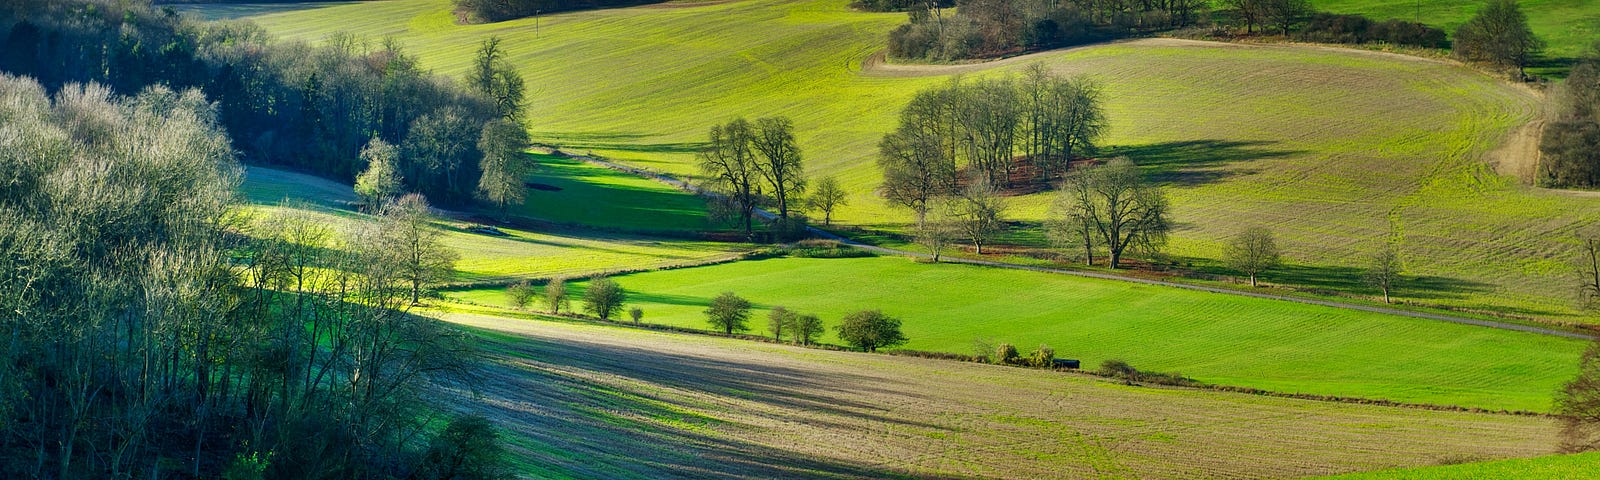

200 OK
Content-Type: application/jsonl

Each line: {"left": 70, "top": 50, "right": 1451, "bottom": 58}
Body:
{"left": 568, "top": 153, "right": 1596, "bottom": 341}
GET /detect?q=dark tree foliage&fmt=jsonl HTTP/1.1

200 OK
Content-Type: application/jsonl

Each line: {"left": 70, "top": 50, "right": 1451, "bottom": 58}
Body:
{"left": 1541, "top": 48, "right": 1600, "bottom": 188}
{"left": 887, "top": 0, "right": 1207, "bottom": 61}
{"left": 1295, "top": 13, "right": 1448, "bottom": 48}
{"left": 836, "top": 310, "right": 909, "bottom": 352}
{"left": 0, "top": 73, "right": 488, "bottom": 479}
{"left": 454, "top": 0, "right": 667, "bottom": 23}
{"left": 0, "top": 0, "right": 501, "bottom": 205}
{"left": 1453, "top": 0, "right": 1543, "bottom": 76}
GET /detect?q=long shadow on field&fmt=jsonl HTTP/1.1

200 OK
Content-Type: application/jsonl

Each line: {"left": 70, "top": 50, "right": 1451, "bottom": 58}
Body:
{"left": 1113, "top": 139, "right": 1301, "bottom": 187}
{"left": 1204, "top": 263, "right": 1560, "bottom": 316}
{"left": 446, "top": 325, "right": 970, "bottom": 479}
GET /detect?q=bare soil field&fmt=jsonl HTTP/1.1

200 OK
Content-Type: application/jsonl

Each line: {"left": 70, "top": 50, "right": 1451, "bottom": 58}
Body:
{"left": 434, "top": 313, "right": 1558, "bottom": 479}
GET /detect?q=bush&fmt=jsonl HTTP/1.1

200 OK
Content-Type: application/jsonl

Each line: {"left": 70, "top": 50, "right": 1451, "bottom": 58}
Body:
{"left": 994, "top": 343, "right": 1020, "bottom": 365}
{"left": 582, "top": 277, "right": 626, "bottom": 320}
{"left": 1027, "top": 344, "right": 1055, "bottom": 368}
{"left": 836, "top": 310, "right": 909, "bottom": 352}
{"left": 505, "top": 281, "right": 536, "bottom": 309}
{"left": 1099, "top": 359, "right": 1138, "bottom": 378}
{"left": 767, "top": 216, "right": 812, "bottom": 243}
{"left": 416, "top": 414, "right": 512, "bottom": 480}
{"left": 1098, "top": 359, "right": 1201, "bottom": 387}
{"left": 1295, "top": 13, "right": 1447, "bottom": 48}
{"left": 628, "top": 306, "right": 643, "bottom": 324}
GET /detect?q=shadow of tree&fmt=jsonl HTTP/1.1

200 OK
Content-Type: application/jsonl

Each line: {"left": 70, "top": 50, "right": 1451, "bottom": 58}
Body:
{"left": 1110, "top": 140, "right": 1302, "bottom": 187}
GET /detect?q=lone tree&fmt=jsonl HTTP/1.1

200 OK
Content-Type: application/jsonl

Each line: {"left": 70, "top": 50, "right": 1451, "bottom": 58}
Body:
{"left": 476, "top": 119, "right": 531, "bottom": 220}
{"left": 878, "top": 124, "right": 955, "bottom": 226}
{"left": 698, "top": 119, "right": 762, "bottom": 236}
{"left": 1224, "top": 227, "right": 1282, "bottom": 287}
{"left": 1364, "top": 244, "right": 1403, "bottom": 304}
{"left": 583, "top": 277, "right": 626, "bottom": 320}
{"left": 355, "top": 138, "right": 403, "bottom": 210}
{"left": 378, "top": 193, "right": 459, "bottom": 304}
{"left": 1578, "top": 228, "right": 1600, "bottom": 311}
{"left": 545, "top": 276, "right": 571, "bottom": 314}
{"left": 956, "top": 176, "right": 1008, "bottom": 255}
{"left": 836, "top": 310, "right": 909, "bottom": 352}
{"left": 705, "top": 291, "right": 753, "bottom": 335}
{"left": 790, "top": 313, "right": 825, "bottom": 346}
{"left": 1263, "top": 0, "right": 1312, "bottom": 35}
{"left": 629, "top": 306, "right": 644, "bottom": 324}
{"left": 752, "top": 116, "right": 806, "bottom": 219}
{"left": 767, "top": 306, "right": 797, "bottom": 341}
{"left": 506, "top": 281, "right": 536, "bottom": 309}
{"left": 1453, "top": 0, "right": 1543, "bottom": 76}
{"left": 1051, "top": 157, "right": 1169, "bottom": 269}
{"left": 1559, "top": 338, "right": 1600, "bottom": 453}
{"left": 806, "top": 175, "right": 849, "bottom": 225}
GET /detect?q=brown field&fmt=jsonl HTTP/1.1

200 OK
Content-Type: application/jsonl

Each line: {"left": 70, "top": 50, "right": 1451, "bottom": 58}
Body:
{"left": 434, "top": 313, "right": 1558, "bottom": 479}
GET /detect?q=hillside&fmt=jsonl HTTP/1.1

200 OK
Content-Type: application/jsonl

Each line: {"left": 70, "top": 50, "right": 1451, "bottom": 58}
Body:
{"left": 1319, "top": 451, "right": 1600, "bottom": 479}
{"left": 1320, "top": 0, "right": 1600, "bottom": 64}
{"left": 436, "top": 311, "right": 1559, "bottom": 479}
{"left": 220, "top": 0, "right": 1600, "bottom": 324}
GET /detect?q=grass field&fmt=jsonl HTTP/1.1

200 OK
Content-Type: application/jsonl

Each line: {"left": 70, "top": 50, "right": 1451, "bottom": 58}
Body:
{"left": 217, "top": 0, "right": 1600, "bottom": 323}
{"left": 513, "top": 153, "right": 712, "bottom": 232}
{"left": 444, "top": 256, "right": 1588, "bottom": 412}
{"left": 1319, "top": 451, "right": 1600, "bottom": 479}
{"left": 240, "top": 166, "right": 743, "bottom": 283}
{"left": 436, "top": 311, "right": 1559, "bottom": 479}
{"left": 1318, "top": 0, "right": 1600, "bottom": 64}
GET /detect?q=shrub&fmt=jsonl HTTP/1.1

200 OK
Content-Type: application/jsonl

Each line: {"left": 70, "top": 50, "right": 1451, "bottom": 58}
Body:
{"left": 705, "top": 292, "right": 753, "bottom": 335}
{"left": 416, "top": 414, "right": 512, "bottom": 480}
{"left": 994, "top": 343, "right": 1020, "bottom": 365}
{"left": 1028, "top": 344, "right": 1055, "bottom": 368}
{"left": 1295, "top": 13, "right": 1447, "bottom": 48}
{"left": 505, "top": 281, "right": 536, "bottom": 309}
{"left": 1099, "top": 359, "right": 1138, "bottom": 378}
{"left": 836, "top": 310, "right": 909, "bottom": 352}
{"left": 628, "top": 306, "right": 643, "bottom": 324}
{"left": 544, "top": 277, "right": 571, "bottom": 314}
{"left": 582, "top": 277, "right": 626, "bottom": 320}
{"left": 767, "top": 216, "right": 811, "bottom": 243}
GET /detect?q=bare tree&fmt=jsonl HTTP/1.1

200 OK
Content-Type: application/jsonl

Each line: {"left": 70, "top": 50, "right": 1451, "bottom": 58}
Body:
{"left": 767, "top": 306, "right": 797, "bottom": 341}
{"left": 1225, "top": 227, "right": 1282, "bottom": 287}
{"left": 806, "top": 175, "right": 849, "bottom": 225}
{"left": 791, "top": 314, "right": 824, "bottom": 346}
{"left": 377, "top": 193, "right": 460, "bottom": 304}
{"left": 1578, "top": 229, "right": 1600, "bottom": 312}
{"left": 916, "top": 197, "right": 960, "bottom": 262}
{"left": 475, "top": 118, "right": 531, "bottom": 220}
{"left": 751, "top": 116, "right": 806, "bottom": 219}
{"left": 879, "top": 125, "right": 955, "bottom": 226}
{"left": 1365, "top": 244, "right": 1403, "bottom": 304}
{"left": 583, "top": 277, "right": 626, "bottom": 320}
{"left": 545, "top": 276, "right": 571, "bottom": 314}
{"left": 699, "top": 119, "right": 762, "bottom": 236}
{"left": 956, "top": 176, "right": 1008, "bottom": 254}
{"left": 1453, "top": 0, "right": 1544, "bottom": 76}
{"left": 1559, "top": 338, "right": 1600, "bottom": 453}
{"left": 1053, "top": 158, "right": 1169, "bottom": 269}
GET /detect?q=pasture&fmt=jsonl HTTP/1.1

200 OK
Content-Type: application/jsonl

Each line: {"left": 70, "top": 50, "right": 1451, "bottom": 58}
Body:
{"left": 436, "top": 311, "right": 1559, "bottom": 479}
{"left": 444, "top": 255, "right": 1588, "bottom": 412}
{"left": 222, "top": 0, "right": 1600, "bottom": 323}
{"left": 239, "top": 166, "right": 744, "bottom": 283}
{"left": 514, "top": 153, "right": 714, "bottom": 232}
{"left": 1319, "top": 0, "right": 1600, "bottom": 64}
{"left": 1319, "top": 451, "right": 1600, "bottom": 479}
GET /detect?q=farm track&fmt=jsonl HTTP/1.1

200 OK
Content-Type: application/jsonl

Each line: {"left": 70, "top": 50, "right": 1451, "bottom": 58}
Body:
{"left": 572, "top": 153, "right": 1595, "bottom": 341}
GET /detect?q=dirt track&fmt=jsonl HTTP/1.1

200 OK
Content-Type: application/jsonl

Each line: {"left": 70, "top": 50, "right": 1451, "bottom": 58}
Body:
{"left": 435, "top": 312, "right": 1557, "bottom": 480}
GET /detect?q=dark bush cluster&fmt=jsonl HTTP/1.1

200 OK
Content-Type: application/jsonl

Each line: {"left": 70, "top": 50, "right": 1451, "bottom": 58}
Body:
{"left": 888, "top": 0, "right": 1206, "bottom": 61}
{"left": 454, "top": 0, "right": 665, "bottom": 23}
{"left": 1295, "top": 13, "right": 1447, "bottom": 48}
{"left": 1098, "top": 359, "right": 1201, "bottom": 386}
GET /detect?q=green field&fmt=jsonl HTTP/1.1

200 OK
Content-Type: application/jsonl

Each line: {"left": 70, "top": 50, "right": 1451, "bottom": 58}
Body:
{"left": 240, "top": 166, "right": 743, "bottom": 283}
{"left": 444, "top": 255, "right": 1587, "bottom": 412}
{"left": 1319, "top": 0, "right": 1600, "bottom": 63}
{"left": 222, "top": 0, "right": 1600, "bottom": 323}
{"left": 512, "top": 153, "right": 712, "bottom": 232}
{"left": 1319, "top": 451, "right": 1600, "bottom": 479}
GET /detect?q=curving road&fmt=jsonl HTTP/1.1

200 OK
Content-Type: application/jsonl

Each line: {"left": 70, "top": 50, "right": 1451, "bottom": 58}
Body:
{"left": 567, "top": 152, "right": 1595, "bottom": 341}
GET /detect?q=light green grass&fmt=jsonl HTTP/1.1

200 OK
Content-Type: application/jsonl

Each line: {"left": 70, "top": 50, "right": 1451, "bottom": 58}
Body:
{"left": 1317, "top": 451, "right": 1600, "bottom": 479}
{"left": 240, "top": 165, "right": 743, "bottom": 283}
{"left": 444, "top": 255, "right": 1587, "bottom": 412}
{"left": 1318, "top": 0, "right": 1600, "bottom": 63}
{"left": 511, "top": 153, "right": 712, "bottom": 232}
{"left": 223, "top": 0, "right": 1600, "bottom": 323}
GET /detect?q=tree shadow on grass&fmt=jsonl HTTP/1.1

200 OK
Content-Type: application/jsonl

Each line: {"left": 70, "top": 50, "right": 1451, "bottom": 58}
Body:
{"left": 1191, "top": 262, "right": 1566, "bottom": 317}
{"left": 443, "top": 324, "right": 969, "bottom": 479}
{"left": 1111, "top": 139, "right": 1302, "bottom": 188}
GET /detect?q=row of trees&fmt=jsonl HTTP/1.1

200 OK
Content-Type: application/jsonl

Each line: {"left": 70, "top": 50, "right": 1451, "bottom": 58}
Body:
{"left": 706, "top": 293, "right": 910, "bottom": 352}
{"left": 0, "top": 73, "right": 503, "bottom": 478}
{"left": 453, "top": 0, "right": 663, "bottom": 23}
{"left": 879, "top": 67, "right": 1106, "bottom": 222}
{"left": 697, "top": 117, "right": 809, "bottom": 236}
{"left": 887, "top": 0, "right": 1208, "bottom": 61}
{"left": 0, "top": 0, "right": 528, "bottom": 208}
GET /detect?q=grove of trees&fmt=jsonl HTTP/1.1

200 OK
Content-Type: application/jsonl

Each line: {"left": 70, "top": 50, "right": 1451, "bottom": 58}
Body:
{"left": 698, "top": 116, "right": 808, "bottom": 236}
{"left": 887, "top": 0, "right": 1208, "bottom": 61}
{"left": 1540, "top": 48, "right": 1600, "bottom": 188}
{"left": 1452, "top": 0, "right": 1543, "bottom": 76}
{"left": 0, "top": 0, "right": 526, "bottom": 208}
{"left": 1048, "top": 157, "right": 1170, "bottom": 269}
{"left": 0, "top": 73, "right": 496, "bottom": 478}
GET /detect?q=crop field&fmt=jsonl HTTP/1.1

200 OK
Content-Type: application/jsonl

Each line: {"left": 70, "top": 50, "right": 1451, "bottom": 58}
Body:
{"left": 1319, "top": 0, "right": 1600, "bottom": 63}
{"left": 217, "top": 0, "right": 1600, "bottom": 323}
{"left": 1319, "top": 451, "right": 1600, "bottom": 479}
{"left": 239, "top": 166, "right": 743, "bottom": 283}
{"left": 432, "top": 311, "right": 1558, "bottom": 479}
{"left": 443, "top": 256, "right": 1587, "bottom": 412}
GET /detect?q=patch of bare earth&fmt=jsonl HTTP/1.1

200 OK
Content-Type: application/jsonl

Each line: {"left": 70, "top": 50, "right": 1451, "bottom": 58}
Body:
{"left": 1489, "top": 120, "right": 1545, "bottom": 184}
{"left": 432, "top": 313, "right": 1556, "bottom": 479}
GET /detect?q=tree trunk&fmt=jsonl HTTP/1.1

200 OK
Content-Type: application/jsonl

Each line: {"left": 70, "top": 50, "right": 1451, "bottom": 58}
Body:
{"left": 1249, "top": 274, "right": 1257, "bottom": 287}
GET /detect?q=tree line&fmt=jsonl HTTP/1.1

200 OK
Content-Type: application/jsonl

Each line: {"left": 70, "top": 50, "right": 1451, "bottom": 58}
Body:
{"left": 887, "top": 0, "right": 1207, "bottom": 61}
{"left": 0, "top": 73, "right": 506, "bottom": 479}
{"left": 0, "top": 0, "right": 529, "bottom": 208}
